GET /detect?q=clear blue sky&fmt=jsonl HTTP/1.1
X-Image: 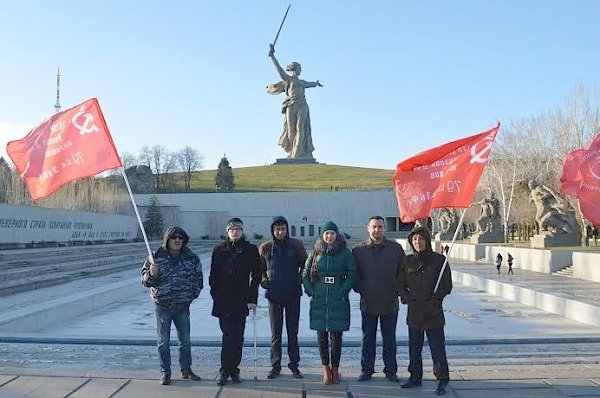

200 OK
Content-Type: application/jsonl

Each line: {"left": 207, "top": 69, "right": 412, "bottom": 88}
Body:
{"left": 1, "top": 0, "right": 599, "bottom": 170}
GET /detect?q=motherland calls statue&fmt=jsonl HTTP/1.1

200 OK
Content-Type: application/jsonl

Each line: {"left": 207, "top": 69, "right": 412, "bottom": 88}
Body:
{"left": 267, "top": 44, "right": 322, "bottom": 160}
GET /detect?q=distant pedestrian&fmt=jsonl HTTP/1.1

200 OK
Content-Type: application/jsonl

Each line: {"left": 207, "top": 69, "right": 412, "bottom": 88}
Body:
{"left": 303, "top": 221, "right": 356, "bottom": 385}
{"left": 444, "top": 245, "right": 450, "bottom": 255}
{"left": 507, "top": 253, "right": 514, "bottom": 275}
{"left": 495, "top": 253, "right": 503, "bottom": 274}
{"left": 141, "top": 227, "right": 203, "bottom": 386}
{"left": 210, "top": 217, "right": 261, "bottom": 386}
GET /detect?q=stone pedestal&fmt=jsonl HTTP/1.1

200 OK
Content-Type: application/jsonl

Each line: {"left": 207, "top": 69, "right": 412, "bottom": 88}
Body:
{"left": 470, "top": 233, "right": 504, "bottom": 244}
{"left": 274, "top": 157, "right": 318, "bottom": 164}
{"left": 530, "top": 233, "right": 580, "bottom": 248}
{"left": 435, "top": 232, "right": 454, "bottom": 241}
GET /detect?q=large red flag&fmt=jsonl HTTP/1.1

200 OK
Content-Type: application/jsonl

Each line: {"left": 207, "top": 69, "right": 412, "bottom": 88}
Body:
{"left": 560, "top": 134, "right": 600, "bottom": 227}
{"left": 560, "top": 148, "right": 585, "bottom": 197}
{"left": 6, "top": 98, "right": 122, "bottom": 200}
{"left": 393, "top": 123, "right": 500, "bottom": 222}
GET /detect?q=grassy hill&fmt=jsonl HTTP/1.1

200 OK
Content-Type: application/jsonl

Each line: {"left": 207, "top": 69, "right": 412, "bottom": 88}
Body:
{"left": 184, "top": 164, "right": 395, "bottom": 192}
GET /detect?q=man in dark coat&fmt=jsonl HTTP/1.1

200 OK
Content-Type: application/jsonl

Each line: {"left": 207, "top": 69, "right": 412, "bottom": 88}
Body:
{"left": 210, "top": 217, "right": 261, "bottom": 386}
{"left": 259, "top": 216, "right": 307, "bottom": 379}
{"left": 399, "top": 225, "right": 452, "bottom": 395}
{"left": 352, "top": 216, "right": 406, "bottom": 382}
{"left": 141, "top": 227, "right": 203, "bottom": 386}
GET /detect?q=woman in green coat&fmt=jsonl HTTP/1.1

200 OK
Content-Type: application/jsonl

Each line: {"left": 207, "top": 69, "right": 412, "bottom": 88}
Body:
{"left": 303, "top": 221, "right": 356, "bottom": 385}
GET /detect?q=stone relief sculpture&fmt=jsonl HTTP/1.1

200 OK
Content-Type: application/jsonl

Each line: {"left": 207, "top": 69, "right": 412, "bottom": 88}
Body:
{"left": 528, "top": 180, "right": 577, "bottom": 235}
{"left": 437, "top": 208, "right": 458, "bottom": 235}
{"left": 473, "top": 192, "right": 502, "bottom": 235}
{"left": 124, "top": 165, "right": 155, "bottom": 194}
{"left": 267, "top": 44, "right": 322, "bottom": 159}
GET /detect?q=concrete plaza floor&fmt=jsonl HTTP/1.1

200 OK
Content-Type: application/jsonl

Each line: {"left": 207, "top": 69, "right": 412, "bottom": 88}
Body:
{"left": 1, "top": 250, "right": 600, "bottom": 396}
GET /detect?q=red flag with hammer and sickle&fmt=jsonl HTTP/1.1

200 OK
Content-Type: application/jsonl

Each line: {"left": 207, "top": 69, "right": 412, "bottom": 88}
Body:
{"left": 6, "top": 98, "right": 122, "bottom": 200}
{"left": 393, "top": 123, "right": 500, "bottom": 222}
{"left": 560, "top": 134, "right": 600, "bottom": 227}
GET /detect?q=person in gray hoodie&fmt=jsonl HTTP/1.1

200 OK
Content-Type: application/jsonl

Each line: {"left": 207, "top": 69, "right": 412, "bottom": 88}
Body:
{"left": 259, "top": 216, "right": 308, "bottom": 379}
{"left": 141, "top": 227, "right": 203, "bottom": 386}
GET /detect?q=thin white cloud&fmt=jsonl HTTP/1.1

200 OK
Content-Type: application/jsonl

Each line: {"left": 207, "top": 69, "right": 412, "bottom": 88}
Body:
{"left": 0, "top": 122, "right": 31, "bottom": 164}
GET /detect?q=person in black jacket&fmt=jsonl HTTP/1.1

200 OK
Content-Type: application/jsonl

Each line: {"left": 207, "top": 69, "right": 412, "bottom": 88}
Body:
{"left": 259, "top": 216, "right": 308, "bottom": 379}
{"left": 399, "top": 225, "right": 452, "bottom": 395}
{"left": 141, "top": 227, "right": 203, "bottom": 386}
{"left": 210, "top": 217, "right": 261, "bottom": 386}
{"left": 352, "top": 216, "right": 406, "bottom": 382}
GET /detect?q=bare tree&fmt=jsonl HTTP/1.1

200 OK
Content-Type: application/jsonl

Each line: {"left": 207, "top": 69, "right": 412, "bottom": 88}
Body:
{"left": 138, "top": 145, "right": 177, "bottom": 192}
{"left": 553, "top": 81, "right": 600, "bottom": 245}
{"left": 120, "top": 151, "right": 138, "bottom": 170}
{"left": 177, "top": 146, "right": 204, "bottom": 192}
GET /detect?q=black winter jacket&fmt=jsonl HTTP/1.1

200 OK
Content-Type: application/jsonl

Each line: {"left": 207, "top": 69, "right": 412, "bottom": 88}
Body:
{"left": 210, "top": 238, "right": 261, "bottom": 318}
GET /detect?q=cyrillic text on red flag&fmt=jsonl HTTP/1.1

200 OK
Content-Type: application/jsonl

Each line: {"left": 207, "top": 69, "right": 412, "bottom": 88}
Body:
{"left": 6, "top": 98, "right": 122, "bottom": 200}
{"left": 393, "top": 124, "right": 500, "bottom": 223}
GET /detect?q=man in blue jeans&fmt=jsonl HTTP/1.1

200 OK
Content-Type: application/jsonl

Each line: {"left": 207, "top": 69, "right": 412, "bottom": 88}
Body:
{"left": 141, "top": 227, "right": 204, "bottom": 386}
{"left": 352, "top": 216, "right": 406, "bottom": 382}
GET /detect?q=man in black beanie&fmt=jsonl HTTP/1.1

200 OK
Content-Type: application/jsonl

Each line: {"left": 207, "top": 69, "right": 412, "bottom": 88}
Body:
{"left": 259, "top": 216, "right": 308, "bottom": 379}
{"left": 210, "top": 217, "right": 261, "bottom": 386}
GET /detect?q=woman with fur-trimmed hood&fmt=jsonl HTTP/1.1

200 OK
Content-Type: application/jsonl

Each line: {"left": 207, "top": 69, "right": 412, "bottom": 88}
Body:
{"left": 302, "top": 221, "right": 356, "bottom": 385}
{"left": 399, "top": 225, "right": 452, "bottom": 395}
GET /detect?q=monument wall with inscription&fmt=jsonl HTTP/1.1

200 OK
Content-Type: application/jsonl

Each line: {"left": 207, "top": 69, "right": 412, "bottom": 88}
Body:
{"left": 0, "top": 204, "right": 138, "bottom": 245}
{"left": 134, "top": 190, "right": 402, "bottom": 240}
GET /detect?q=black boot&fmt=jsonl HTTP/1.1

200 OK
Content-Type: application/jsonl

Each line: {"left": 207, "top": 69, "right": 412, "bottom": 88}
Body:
{"left": 289, "top": 366, "right": 303, "bottom": 379}
{"left": 217, "top": 372, "right": 228, "bottom": 386}
{"left": 436, "top": 379, "right": 449, "bottom": 395}
{"left": 267, "top": 367, "right": 281, "bottom": 379}
{"left": 401, "top": 375, "right": 422, "bottom": 389}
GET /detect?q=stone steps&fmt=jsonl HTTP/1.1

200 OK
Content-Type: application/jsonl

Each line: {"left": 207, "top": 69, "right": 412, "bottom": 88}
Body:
{"left": 552, "top": 265, "right": 574, "bottom": 277}
{"left": 0, "top": 255, "right": 140, "bottom": 297}
{"left": 0, "top": 241, "right": 214, "bottom": 297}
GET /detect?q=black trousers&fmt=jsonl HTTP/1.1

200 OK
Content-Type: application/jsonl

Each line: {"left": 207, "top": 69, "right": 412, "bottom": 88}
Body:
{"left": 407, "top": 326, "right": 449, "bottom": 381}
{"left": 317, "top": 331, "right": 342, "bottom": 367}
{"left": 360, "top": 311, "right": 398, "bottom": 375}
{"left": 219, "top": 316, "right": 246, "bottom": 376}
{"left": 269, "top": 296, "right": 301, "bottom": 369}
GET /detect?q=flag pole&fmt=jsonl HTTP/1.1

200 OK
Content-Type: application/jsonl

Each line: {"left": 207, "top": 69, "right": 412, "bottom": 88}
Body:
{"left": 119, "top": 167, "right": 154, "bottom": 262}
{"left": 433, "top": 208, "right": 467, "bottom": 293}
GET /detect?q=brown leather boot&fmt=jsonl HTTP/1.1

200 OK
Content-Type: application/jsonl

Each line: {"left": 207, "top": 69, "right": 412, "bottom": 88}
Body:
{"left": 322, "top": 365, "right": 332, "bottom": 384}
{"left": 331, "top": 367, "right": 341, "bottom": 384}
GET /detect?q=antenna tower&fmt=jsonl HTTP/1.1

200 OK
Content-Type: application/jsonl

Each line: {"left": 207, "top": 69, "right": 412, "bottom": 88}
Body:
{"left": 54, "top": 67, "right": 61, "bottom": 113}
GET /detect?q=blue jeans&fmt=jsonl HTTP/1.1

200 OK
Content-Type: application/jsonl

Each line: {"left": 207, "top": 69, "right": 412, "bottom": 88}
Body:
{"left": 155, "top": 303, "right": 192, "bottom": 375}
{"left": 360, "top": 311, "right": 398, "bottom": 375}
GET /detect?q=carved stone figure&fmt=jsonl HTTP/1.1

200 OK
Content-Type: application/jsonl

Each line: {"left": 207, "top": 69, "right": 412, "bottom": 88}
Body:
{"left": 528, "top": 181, "right": 576, "bottom": 235}
{"left": 473, "top": 192, "right": 501, "bottom": 235}
{"left": 124, "top": 165, "right": 155, "bottom": 194}
{"left": 267, "top": 44, "right": 322, "bottom": 160}
{"left": 437, "top": 208, "right": 458, "bottom": 235}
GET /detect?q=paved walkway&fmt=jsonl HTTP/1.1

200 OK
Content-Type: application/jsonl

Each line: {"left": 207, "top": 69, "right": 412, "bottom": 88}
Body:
{"left": 2, "top": 251, "right": 600, "bottom": 396}
{"left": 451, "top": 259, "right": 600, "bottom": 308}
{"left": 1, "top": 362, "right": 599, "bottom": 397}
